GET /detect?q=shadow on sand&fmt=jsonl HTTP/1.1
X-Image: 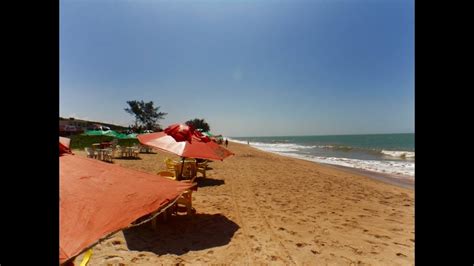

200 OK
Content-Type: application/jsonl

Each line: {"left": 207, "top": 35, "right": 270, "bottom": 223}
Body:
{"left": 139, "top": 151, "right": 157, "bottom": 154}
{"left": 123, "top": 213, "right": 239, "bottom": 255}
{"left": 115, "top": 157, "right": 143, "bottom": 160}
{"left": 196, "top": 177, "right": 225, "bottom": 187}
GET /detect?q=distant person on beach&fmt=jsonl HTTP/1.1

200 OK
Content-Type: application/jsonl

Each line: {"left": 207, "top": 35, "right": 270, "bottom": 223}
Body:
{"left": 225, "top": 138, "right": 228, "bottom": 147}
{"left": 247, "top": 140, "right": 250, "bottom": 145}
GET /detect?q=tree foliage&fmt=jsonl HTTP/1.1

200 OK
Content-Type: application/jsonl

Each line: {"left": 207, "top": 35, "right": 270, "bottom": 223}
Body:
{"left": 185, "top": 118, "right": 210, "bottom": 132}
{"left": 124, "top": 100, "right": 167, "bottom": 131}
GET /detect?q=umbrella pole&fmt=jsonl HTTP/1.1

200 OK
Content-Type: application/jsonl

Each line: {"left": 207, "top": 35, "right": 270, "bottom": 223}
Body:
{"left": 180, "top": 157, "right": 185, "bottom": 180}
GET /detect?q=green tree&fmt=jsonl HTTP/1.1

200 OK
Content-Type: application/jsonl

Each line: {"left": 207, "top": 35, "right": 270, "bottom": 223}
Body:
{"left": 185, "top": 118, "right": 210, "bottom": 132}
{"left": 125, "top": 100, "right": 167, "bottom": 131}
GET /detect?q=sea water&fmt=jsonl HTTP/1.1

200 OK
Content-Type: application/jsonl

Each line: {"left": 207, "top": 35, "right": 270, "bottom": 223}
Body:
{"left": 229, "top": 133, "right": 414, "bottom": 179}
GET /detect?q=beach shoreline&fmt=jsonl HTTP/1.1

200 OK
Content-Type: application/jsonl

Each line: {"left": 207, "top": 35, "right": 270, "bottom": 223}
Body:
{"left": 231, "top": 140, "right": 415, "bottom": 190}
{"left": 72, "top": 141, "right": 414, "bottom": 265}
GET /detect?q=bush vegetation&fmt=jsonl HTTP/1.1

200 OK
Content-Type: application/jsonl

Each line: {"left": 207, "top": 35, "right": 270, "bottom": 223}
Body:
{"left": 68, "top": 134, "right": 140, "bottom": 150}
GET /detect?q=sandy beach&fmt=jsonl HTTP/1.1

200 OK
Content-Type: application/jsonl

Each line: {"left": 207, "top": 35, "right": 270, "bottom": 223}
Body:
{"left": 72, "top": 141, "right": 414, "bottom": 265}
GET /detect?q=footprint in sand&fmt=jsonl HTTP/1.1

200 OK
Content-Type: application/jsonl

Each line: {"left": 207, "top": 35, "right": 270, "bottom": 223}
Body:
{"left": 373, "top": 234, "right": 391, "bottom": 240}
{"left": 394, "top": 242, "right": 410, "bottom": 247}
{"left": 105, "top": 256, "right": 124, "bottom": 265}
{"left": 369, "top": 245, "right": 383, "bottom": 254}
{"left": 345, "top": 245, "right": 364, "bottom": 255}
{"left": 105, "top": 255, "right": 123, "bottom": 260}
{"left": 390, "top": 228, "right": 404, "bottom": 232}
{"left": 296, "top": 243, "right": 308, "bottom": 248}
{"left": 396, "top": 253, "right": 407, "bottom": 257}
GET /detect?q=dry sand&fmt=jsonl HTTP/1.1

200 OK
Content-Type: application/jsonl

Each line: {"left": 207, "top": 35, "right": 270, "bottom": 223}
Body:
{"left": 72, "top": 142, "right": 414, "bottom": 265}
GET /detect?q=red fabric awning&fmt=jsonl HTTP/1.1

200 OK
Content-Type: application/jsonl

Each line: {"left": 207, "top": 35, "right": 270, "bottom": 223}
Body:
{"left": 60, "top": 148, "right": 193, "bottom": 264}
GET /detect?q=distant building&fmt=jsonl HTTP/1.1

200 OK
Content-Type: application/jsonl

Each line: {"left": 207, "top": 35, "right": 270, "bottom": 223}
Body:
{"left": 59, "top": 119, "right": 88, "bottom": 129}
{"left": 59, "top": 117, "right": 127, "bottom": 136}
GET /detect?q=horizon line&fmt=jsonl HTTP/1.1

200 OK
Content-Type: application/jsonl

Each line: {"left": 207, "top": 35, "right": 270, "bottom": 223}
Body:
{"left": 229, "top": 132, "right": 415, "bottom": 138}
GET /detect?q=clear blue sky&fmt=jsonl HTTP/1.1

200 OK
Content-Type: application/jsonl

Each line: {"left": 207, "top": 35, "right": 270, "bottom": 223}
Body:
{"left": 60, "top": 0, "right": 414, "bottom": 137}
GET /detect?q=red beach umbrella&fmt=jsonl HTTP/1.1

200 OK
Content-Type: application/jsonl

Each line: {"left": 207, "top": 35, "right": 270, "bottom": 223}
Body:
{"left": 59, "top": 137, "right": 193, "bottom": 265}
{"left": 137, "top": 123, "right": 234, "bottom": 161}
{"left": 59, "top": 136, "right": 72, "bottom": 154}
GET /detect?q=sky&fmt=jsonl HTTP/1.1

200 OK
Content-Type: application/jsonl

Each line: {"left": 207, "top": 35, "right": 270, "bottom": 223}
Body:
{"left": 60, "top": 0, "right": 414, "bottom": 137}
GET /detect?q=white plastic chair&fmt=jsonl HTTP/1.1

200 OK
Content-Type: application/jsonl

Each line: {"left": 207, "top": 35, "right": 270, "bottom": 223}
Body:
{"left": 84, "top": 147, "right": 97, "bottom": 159}
{"left": 104, "top": 148, "right": 114, "bottom": 162}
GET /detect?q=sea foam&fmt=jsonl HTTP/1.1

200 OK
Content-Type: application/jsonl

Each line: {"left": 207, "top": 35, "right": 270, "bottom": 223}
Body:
{"left": 381, "top": 150, "right": 415, "bottom": 159}
{"left": 228, "top": 138, "right": 315, "bottom": 152}
{"left": 228, "top": 138, "right": 414, "bottom": 179}
{"left": 282, "top": 153, "right": 414, "bottom": 178}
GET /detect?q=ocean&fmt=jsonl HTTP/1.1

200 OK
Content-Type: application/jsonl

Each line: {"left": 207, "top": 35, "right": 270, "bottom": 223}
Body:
{"left": 229, "top": 133, "right": 414, "bottom": 179}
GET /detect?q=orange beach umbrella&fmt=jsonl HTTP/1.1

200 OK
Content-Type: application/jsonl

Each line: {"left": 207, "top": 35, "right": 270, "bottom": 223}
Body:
{"left": 59, "top": 137, "right": 193, "bottom": 264}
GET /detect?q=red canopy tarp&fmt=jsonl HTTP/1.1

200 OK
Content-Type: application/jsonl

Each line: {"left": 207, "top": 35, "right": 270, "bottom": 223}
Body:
{"left": 60, "top": 151, "right": 193, "bottom": 264}
{"left": 138, "top": 132, "right": 234, "bottom": 161}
